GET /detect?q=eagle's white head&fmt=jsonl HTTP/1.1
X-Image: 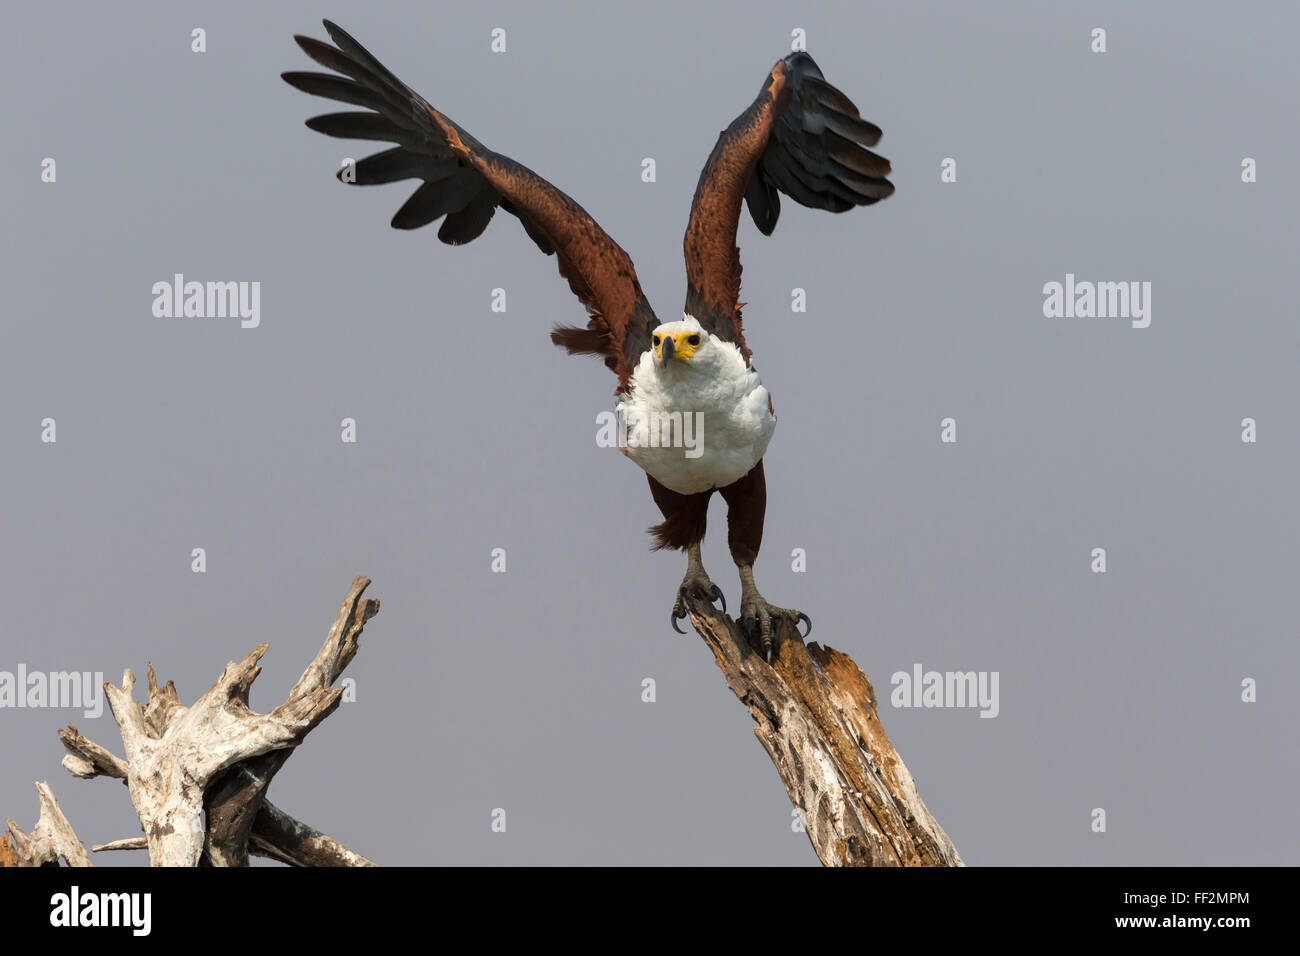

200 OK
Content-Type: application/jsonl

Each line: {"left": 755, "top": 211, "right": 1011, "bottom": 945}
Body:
{"left": 651, "top": 315, "right": 710, "bottom": 368}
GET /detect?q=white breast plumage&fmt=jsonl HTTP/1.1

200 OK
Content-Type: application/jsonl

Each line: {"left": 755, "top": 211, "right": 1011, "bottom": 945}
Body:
{"left": 615, "top": 316, "right": 776, "bottom": 495}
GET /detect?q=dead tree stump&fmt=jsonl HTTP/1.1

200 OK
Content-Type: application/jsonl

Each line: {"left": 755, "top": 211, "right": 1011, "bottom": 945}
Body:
{"left": 685, "top": 595, "right": 962, "bottom": 866}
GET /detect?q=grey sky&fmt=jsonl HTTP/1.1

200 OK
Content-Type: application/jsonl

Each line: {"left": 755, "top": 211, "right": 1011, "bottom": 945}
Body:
{"left": 3, "top": 0, "right": 1296, "bottom": 865}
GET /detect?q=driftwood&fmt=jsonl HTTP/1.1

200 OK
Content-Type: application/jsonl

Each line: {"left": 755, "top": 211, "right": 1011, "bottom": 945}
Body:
{"left": 2, "top": 576, "right": 380, "bottom": 867}
{"left": 3, "top": 782, "right": 91, "bottom": 867}
{"left": 683, "top": 595, "right": 963, "bottom": 866}
{"left": 4, "top": 572, "right": 957, "bottom": 867}
{"left": 203, "top": 576, "right": 378, "bottom": 867}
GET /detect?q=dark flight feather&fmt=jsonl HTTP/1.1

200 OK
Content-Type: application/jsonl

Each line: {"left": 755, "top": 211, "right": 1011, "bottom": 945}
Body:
{"left": 438, "top": 189, "right": 498, "bottom": 245}
{"left": 283, "top": 19, "right": 658, "bottom": 391}
{"left": 344, "top": 147, "right": 448, "bottom": 186}
{"left": 391, "top": 174, "right": 480, "bottom": 230}
{"left": 682, "top": 52, "right": 893, "bottom": 362}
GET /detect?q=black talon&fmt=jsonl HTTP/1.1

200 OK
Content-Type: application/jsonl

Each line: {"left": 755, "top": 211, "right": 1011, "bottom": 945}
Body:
{"left": 797, "top": 612, "right": 812, "bottom": 638}
{"left": 742, "top": 617, "right": 755, "bottom": 642}
{"left": 764, "top": 640, "right": 773, "bottom": 664}
{"left": 709, "top": 584, "right": 726, "bottom": 613}
{"left": 670, "top": 587, "right": 690, "bottom": 634}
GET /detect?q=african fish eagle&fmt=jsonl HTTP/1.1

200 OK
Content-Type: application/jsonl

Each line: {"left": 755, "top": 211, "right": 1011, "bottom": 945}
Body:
{"left": 283, "top": 21, "right": 893, "bottom": 661}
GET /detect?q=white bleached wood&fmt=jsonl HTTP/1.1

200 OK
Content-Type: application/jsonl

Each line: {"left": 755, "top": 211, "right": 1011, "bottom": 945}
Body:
{"left": 93, "top": 837, "right": 149, "bottom": 852}
{"left": 100, "top": 647, "right": 342, "bottom": 867}
{"left": 19, "top": 577, "right": 382, "bottom": 867}
{"left": 3, "top": 782, "right": 92, "bottom": 867}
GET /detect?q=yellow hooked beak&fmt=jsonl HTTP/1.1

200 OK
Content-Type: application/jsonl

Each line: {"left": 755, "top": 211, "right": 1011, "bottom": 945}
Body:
{"left": 653, "top": 330, "right": 702, "bottom": 364}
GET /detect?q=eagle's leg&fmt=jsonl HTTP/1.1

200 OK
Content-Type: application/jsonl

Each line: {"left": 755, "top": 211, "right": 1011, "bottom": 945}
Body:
{"left": 736, "top": 566, "right": 811, "bottom": 663}
{"left": 720, "top": 461, "right": 812, "bottom": 663}
{"left": 671, "top": 542, "right": 726, "bottom": 634}
{"left": 647, "top": 475, "right": 723, "bottom": 633}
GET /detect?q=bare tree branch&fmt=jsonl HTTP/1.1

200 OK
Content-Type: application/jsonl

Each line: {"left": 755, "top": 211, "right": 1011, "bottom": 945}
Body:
{"left": 45, "top": 577, "right": 381, "bottom": 867}
{"left": 204, "top": 576, "right": 379, "bottom": 866}
{"left": 92, "top": 837, "right": 148, "bottom": 853}
{"left": 96, "top": 645, "right": 341, "bottom": 867}
{"left": 58, "top": 723, "right": 128, "bottom": 780}
{"left": 248, "top": 799, "right": 377, "bottom": 867}
{"left": 685, "top": 597, "right": 963, "bottom": 867}
{"left": 3, "top": 782, "right": 91, "bottom": 867}
{"left": 86, "top": 801, "right": 376, "bottom": 868}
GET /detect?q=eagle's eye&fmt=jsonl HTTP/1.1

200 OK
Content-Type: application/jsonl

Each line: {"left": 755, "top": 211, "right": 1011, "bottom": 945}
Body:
{"left": 687, "top": 334, "right": 701, "bottom": 346}
{"left": 653, "top": 335, "right": 661, "bottom": 346}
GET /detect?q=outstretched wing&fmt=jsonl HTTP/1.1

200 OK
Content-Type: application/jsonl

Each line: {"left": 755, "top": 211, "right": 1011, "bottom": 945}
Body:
{"left": 283, "top": 20, "right": 658, "bottom": 391}
{"left": 683, "top": 52, "right": 893, "bottom": 362}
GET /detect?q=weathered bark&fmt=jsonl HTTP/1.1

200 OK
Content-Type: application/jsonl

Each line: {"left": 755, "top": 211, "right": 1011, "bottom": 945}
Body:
{"left": 684, "top": 596, "right": 963, "bottom": 867}
{"left": 249, "top": 799, "right": 377, "bottom": 867}
{"left": 86, "top": 799, "right": 377, "bottom": 867}
{"left": 0, "top": 833, "right": 18, "bottom": 866}
{"left": 28, "top": 576, "right": 381, "bottom": 867}
{"left": 94, "top": 645, "right": 340, "bottom": 866}
{"left": 203, "top": 577, "right": 379, "bottom": 866}
{"left": 91, "top": 837, "right": 148, "bottom": 853}
{"left": 3, "top": 782, "right": 92, "bottom": 867}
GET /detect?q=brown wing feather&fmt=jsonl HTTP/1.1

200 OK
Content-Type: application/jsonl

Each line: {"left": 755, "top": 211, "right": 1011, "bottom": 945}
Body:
{"left": 683, "top": 53, "right": 893, "bottom": 363}
{"left": 683, "top": 62, "right": 792, "bottom": 361}
{"left": 422, "top": 110, "right": 658, "bottom": 390}
{"left": 284, "top": 20, "right": 657, "bottom": 392}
